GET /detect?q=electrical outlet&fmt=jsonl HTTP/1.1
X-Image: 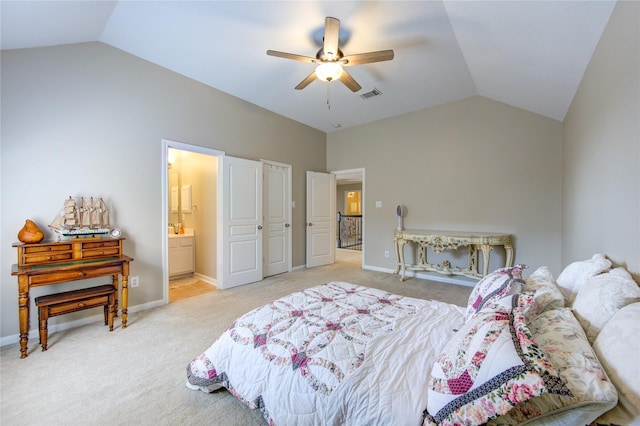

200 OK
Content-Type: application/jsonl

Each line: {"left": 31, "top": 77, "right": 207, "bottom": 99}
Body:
{"left": 384, "top": 251, "right": 390, "bottom": 258}
{"left": 130, "top": 276, "right": 139, "bottom": 287}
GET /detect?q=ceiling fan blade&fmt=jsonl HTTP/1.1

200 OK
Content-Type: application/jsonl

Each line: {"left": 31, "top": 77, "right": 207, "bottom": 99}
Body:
{"left": 323, "top": 17, "right": 340, "bottom": 60}
{"left": 343, "top": 50, "right": 395, "bottom": 66}
{"left": 267, "top": 50, "right": 317, "bottom": 63}
{"left": 295, "top": 71, "right": 317, "bottom": 90}
{"left": 339, "top": 69, "right": 362, "bottom": 92}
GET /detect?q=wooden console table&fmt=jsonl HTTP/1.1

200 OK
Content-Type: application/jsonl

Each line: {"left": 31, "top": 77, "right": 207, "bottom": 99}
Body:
{"left": 11, "top": 237, "right": 133, "bottom": 358}
{"left": 393, "top": 229, "right": 513, "bottom": 281}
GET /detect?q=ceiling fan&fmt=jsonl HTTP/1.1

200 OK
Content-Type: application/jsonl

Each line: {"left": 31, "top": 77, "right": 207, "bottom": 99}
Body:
{"left": 267, "top": 17, "right": 394, "bottom": 92}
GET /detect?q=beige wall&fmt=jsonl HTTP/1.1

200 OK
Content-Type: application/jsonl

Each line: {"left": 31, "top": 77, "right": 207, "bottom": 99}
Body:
{"left": 563, "top": 0, "right": 639, "bottom": 280}
{"left": 0, "top": 42, "right": 326, "bottom": 339}
{"left": 172, "top": 150, "right": 218, "bottom": 281}
{"left": 327, "top": 96, "right": 563, "bottom": 277}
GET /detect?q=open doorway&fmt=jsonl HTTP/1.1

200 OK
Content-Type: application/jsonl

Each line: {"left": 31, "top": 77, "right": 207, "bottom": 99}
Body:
{"left": 162, "top": 140, "right": 223, "bottom": 303}
{"left": 332, "top": 168, "right": 365, "bottom": 268}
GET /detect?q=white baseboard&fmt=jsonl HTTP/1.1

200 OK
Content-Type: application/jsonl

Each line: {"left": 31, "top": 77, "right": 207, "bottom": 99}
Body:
{"left": 194, "top": 272, "right": 217, "bottom": 286}
{"left": 291, "top": 265, "right": 306, "bottom": 272}
{"left": 362, "top": 264, "right": 477, "bottom": 287}
{"left": 0, "top": 299, "right": 165, "bottom": 348}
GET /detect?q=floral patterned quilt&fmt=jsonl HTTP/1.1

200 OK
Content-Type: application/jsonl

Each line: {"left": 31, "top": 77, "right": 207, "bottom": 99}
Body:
{"left": 186, "top": 281, "right": 465, "bottom": 425}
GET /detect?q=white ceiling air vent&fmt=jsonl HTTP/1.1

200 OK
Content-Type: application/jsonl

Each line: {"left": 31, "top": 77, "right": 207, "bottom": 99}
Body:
{"left": 359, "top": 88, "right": 382, "bottom": 99}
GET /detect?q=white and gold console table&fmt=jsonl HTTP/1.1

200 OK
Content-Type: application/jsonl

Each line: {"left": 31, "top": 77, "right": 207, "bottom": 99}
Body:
{"left": 393, "top": 229, "right": 513, "bottom": 281}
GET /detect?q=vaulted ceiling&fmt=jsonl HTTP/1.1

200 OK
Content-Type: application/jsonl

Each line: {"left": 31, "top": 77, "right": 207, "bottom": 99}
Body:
{"left": 1, "top": 1, "right": 616, "bottom": 133}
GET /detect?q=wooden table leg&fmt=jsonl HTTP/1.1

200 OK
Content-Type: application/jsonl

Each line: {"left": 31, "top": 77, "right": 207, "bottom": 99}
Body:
{"left": 121, "top": 262, "right": 129, "bottom": 328}
{"left": 18, "top": 275, "right": 29, "bottom": 358}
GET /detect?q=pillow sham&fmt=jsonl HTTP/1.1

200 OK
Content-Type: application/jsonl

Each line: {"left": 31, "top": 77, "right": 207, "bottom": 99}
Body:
{"left": 572, "top": 267, "right": 640, "bottom": 344}
{"left": 522, "top": 266, "right": 565, "bottom": 322}
{"left": 592, "top": 302, "right": 640, "bottom": 426}
{"left": 556, "top": 254, "right": 611, "bottom": 305}
{"left": 489, "top": 307, "right": 618, "bottom": 425}
{"left": 464, "top": 264, "right": 526, "bottom": 321}
{"left": 426, "top": 294, "right": 570, "bottom": 426}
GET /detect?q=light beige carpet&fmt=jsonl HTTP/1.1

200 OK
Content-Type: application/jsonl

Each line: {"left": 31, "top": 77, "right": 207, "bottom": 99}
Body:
{"left": 0, "top": 250, "right": 472, "bottom": 425}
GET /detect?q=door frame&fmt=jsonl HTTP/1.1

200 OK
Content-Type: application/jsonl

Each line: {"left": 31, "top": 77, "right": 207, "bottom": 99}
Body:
{"left": 161, "top": 139, "right": 225, "bottom": 303}
{"left": 331, "top": 168, "right": 365, "bottom": 269}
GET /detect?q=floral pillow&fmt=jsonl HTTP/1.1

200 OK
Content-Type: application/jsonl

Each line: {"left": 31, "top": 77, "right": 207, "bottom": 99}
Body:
{"left": 491, "top": 307, "right": 618, "bottom": 425}
{"left": 425, "top": 294, "right": 571, "bottom": 426}
{"left": 464, "top": 264, "right": 526, "bottom": 321}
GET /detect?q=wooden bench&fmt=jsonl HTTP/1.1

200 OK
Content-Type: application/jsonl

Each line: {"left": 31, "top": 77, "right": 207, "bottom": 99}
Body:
{"left": 34, "top": 285, "right": 117, "bottom": 351}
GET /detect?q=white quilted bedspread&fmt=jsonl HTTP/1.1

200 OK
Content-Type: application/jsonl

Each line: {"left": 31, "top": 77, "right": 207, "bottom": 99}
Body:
{"left": 187, "top": 281, "right": 465, "bottom": 426}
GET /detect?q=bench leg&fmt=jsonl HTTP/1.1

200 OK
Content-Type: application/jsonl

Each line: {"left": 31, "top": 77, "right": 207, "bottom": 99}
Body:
{"left": 108, "top": 293, "right": 115, "bottom": 332}
{"left": 39, "top": 307, "right": 49, "bottom": 351}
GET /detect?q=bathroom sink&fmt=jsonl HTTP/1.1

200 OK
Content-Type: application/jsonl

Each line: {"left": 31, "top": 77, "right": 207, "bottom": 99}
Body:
{"left": 168, "top": 228, "right": 194, "bottom": 238}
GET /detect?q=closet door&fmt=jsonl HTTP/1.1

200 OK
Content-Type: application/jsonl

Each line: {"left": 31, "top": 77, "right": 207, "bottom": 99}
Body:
{"left": 219, "top": 156, "right": 263, "bottom": 289}
{"left": 263, "top": 161, "right": 291, "bottom": 277}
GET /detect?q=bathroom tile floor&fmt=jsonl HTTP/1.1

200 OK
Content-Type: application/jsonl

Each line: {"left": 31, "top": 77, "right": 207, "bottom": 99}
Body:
{"left": 169, "top": 276, "right": 216, "bottom": 302}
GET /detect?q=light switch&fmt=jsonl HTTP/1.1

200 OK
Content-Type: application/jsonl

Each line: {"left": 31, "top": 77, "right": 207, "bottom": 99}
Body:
{"left": 376, "top": 201, "right": 382, "bottom": 208}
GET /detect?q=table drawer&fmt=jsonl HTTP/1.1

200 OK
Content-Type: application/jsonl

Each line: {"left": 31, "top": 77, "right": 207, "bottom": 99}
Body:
{"left": 81, "top": 240, "right": 120, "bottom": 250}
{"left": 30, "top": 265, "right": 123, "bottom": 285}
{"left": 23, "top": 252, "right": 73, "bottom": 264}
{"left": 81, "top": 247, "right": 121, "bottom": 259}
{"left": 47, "top": 295, "right": 111, "bottom": 316}
{"left": 23, "top": 244, "right": 73, "bottom": 254}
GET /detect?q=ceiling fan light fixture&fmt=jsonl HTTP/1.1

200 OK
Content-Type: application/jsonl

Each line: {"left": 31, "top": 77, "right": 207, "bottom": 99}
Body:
{"left": 316, "top": 62, "right": 343, "bottom": 82}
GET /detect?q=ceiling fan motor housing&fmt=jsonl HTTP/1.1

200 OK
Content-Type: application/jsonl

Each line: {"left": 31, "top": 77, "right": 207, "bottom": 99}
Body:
{"left": 316, "top": 47, "right": 344, "bottom": 62}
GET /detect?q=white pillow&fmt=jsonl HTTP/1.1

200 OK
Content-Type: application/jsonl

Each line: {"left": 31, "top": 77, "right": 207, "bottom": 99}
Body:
{"left": 556, "top": 254, "right": 611, "bottom": 304}
{"left": 522, "top": 266, "right": 564, "bottom": 321}
{"left": 593, "top": 302, "right": 640, "bottom": 426}
{"left": 572, "top": 267, "right": 640, "bottom": 343}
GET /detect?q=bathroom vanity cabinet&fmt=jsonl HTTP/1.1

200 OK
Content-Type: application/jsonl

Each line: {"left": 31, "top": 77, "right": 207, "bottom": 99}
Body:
{"left": 169, "top": 233, "right": 194, "bottom": 277}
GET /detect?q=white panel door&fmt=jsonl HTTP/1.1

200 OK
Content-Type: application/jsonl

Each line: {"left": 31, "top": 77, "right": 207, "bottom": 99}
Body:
{"left": 306, "top": 171, "right": 335, "bottom": 268}
{"left": 221, "top": 156, "right": 263, "bottom": 288}
{"left": 263, "top": 162, "right": 291, "bottom": 277}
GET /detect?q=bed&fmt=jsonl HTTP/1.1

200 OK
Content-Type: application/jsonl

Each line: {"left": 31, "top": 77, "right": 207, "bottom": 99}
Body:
{"left": 186, "top": 255, "right": 640, "bottom": 426}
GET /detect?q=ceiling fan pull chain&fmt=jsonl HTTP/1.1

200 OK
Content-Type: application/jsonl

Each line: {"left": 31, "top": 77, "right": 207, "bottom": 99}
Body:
{"left": 327, "top": 82, "right": 331, "bottom": 110}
